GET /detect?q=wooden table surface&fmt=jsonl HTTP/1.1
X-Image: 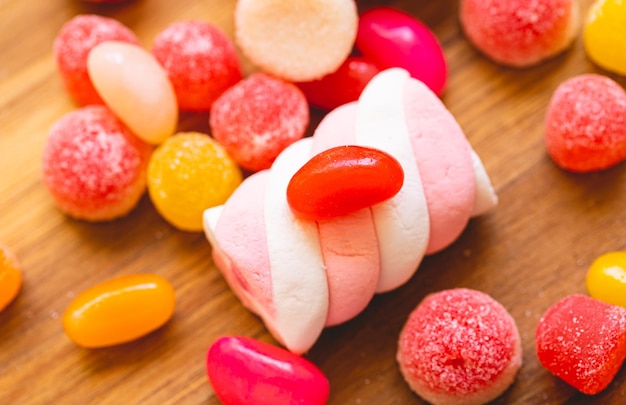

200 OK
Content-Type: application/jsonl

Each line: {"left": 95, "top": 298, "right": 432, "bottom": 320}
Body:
{"left": 2, "top": 0, "right": 626, "bottom": 403}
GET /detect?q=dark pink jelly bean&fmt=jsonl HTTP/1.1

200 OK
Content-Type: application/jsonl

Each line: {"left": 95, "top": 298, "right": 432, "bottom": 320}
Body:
{"left": 206, "top": 336, "right": 330, "bottom": 405}
{"left": 356, "top": 6, "right": 447, "bottom": 95}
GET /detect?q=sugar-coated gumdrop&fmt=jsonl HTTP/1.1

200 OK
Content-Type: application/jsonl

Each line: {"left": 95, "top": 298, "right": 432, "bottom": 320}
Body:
{"left": 87, "top": 41, "right": 178, "bottom": 145}
{"left": 584, "top": 0, "right": 626, "bottom": 75}
{"left": 460, "top": 0, "right": 580, "bottom": 67}
{"left": 0, "top": 243, "right": 22, "bottom": 312}
{"left": 536, "top": 294, "right": 626, "bottom": 395}
{"left": 397, "top": 288, "right": 522, "bottom": 405}
{"left": 287, "top": 146, "right": 404, "bottom": 221}
{"left": 206, "top": 336, "right": 330, "bottom": 405}
{"left": 234, "top": 0, "right": 358, "bottom": 82}
{"left": 42, "top": 105, "right": 152, "bottom": 221}
{"left": 587, "top": 252, "right": 626, "bottom": 309}
{"left": 53, "top": 14, "right": 139, "bottom": 105}
{"left": 63, "top": 274, "right": 176, "bottom": 348}
{"left": 356, "top": 7, "right": 447, "bottom": 95}
{"left": 152, "top": 20, "right": 243, "bottom": 112}
{"left": 545, "top": 74, "right": 626, "bottom": 172}
{"left": 210, "top": 73, "right": 309, "bottom": 172}
{"left": 147, "top": 132, "right": 242, "bottom": 232}
{"left": 296, "top": 56, "right": 380, "bottom": 111}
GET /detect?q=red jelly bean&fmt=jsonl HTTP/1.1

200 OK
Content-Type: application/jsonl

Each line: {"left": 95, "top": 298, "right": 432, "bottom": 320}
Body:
{"left": 356, "top": 7, "right": 447, "bottom": 95}
{"left": 206, "top": 336, "right": 330, "bottom": 405}
{"left": 287, "top": 145, "right": 404, "bottom": 221}
{"left": 296, "top": 56, "right": 380, "bottom": 111}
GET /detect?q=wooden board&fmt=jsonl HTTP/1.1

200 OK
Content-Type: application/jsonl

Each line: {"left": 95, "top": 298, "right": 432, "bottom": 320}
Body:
{"left": 1, "top": 0, "right": 625, "bottom": 403}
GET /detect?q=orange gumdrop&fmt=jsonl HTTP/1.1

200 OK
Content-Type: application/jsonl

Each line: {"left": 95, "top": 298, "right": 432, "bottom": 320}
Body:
{"left": 0, "top": 244, "right": 22, "bottom": 312}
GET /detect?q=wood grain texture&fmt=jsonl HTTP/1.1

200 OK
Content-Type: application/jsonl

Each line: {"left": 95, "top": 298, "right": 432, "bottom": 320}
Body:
{"left": 1, "top": 0, "right": 625, "bottom": 403}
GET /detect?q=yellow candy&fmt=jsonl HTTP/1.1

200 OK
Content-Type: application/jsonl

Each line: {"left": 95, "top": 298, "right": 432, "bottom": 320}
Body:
{"left": 583, "top": 0, "right": 626, "bottom": 75}
{"left": 147, "top": 132, "right": 242, "bottom": 231}
{"left": 586, "top": 251, "right": 626, "bottom": 309}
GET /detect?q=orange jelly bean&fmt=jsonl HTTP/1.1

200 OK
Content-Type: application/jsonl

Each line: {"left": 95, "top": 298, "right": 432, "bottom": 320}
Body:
{"left": 586, "top": 251, "right": 626, "bottom": 309}
{"left": 287, "top": 145, "right": 404, "bottom": 221}
{"left": 0, "top": 244, "right": 22, "bottom": 312}
{"left": 63, "top": 274, "right": 175, "bottom": 348}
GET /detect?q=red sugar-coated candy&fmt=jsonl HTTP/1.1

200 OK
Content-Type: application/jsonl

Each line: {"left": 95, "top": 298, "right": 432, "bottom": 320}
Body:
{"left": 53, "top": 14, "right": 139, "bottom": 105}
{"left": 397, "top": 288, "right": 522, "bottom": 405}
{"left": 42, "top": 105, "right": 152, "bottom": 221}
{"left": 535, "top": 294, "right": 626, "bottom": 395}
{"left": 287, "top": 145, "right": 404, "bottom": 221}
{"left": 296, "top": 56, "right": 380, "bottom": 111}
{"left": 206, "top": 336, "right": 330, "bottom": 405}
{"left": 210, "top": 73, "right": 309, "bottom": 172}
{"left": 545, "top": 74, "right": 626, "bottom": 172}
{"left": 152, "top": 20, "right": 243, "bottom": 112}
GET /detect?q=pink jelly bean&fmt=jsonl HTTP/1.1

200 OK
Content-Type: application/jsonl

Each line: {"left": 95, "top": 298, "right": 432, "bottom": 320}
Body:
{"left": 356, "top": 7, "right": 447, "bottom": 95}
{"left": 206, "top": 336, "right": 330, "bottom": 405}
{"left": 536, "top": 294, "right": 626, "bottom": 395}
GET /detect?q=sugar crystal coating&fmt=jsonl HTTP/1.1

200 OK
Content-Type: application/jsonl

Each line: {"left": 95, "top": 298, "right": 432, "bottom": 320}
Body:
{"left": 42, "top": 105, "right": 152, "bottom": 221}
{"left": 210, "top": 73, "right": 309, "bottom": 172}
{"left": 397, "top": 288, "right": 522, "bottom": 405}
{"left": 545, "top": 74, "right": 626, "bottom": 172}
{"left": 53, "top": 14, "right": 139, "bottom": 105}
{"left": 152, "top": 20, "right": 243, "bottom": 112}
{"left": 535, "top": 294, "right": 626, "bottom": 395}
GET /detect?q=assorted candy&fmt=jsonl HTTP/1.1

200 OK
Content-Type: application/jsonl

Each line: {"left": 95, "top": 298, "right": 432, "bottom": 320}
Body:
{"left": 206, "top": 336, "right": 330, "bottom": 405}
{"left": 286, "top": 145, "right": 404, "bottom": 221}
{"left": 544, "top": 74, "right": 626, "bottom": 172}
{"left": 147, "top": 132, "right": 242, "bottom": 232}
{"left": 63, "top": 274, "right": 176, "bottom": 348}
{"left": 535, "top": 294, "right": 626, "bottom": 395}
{"left": 586, "top": 252, "right": 626, "bottom": 309}
{"left": 584, "top": 0, "right": 626, "bottom": 76}
{"left": 0, "top": 243, "right": 22, "bottom": 312}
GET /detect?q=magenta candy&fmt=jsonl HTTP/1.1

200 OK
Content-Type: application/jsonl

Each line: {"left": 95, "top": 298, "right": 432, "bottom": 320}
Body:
{"left": 356, "top": 7, "right": 447, "bottom": 95}
{"left": 206, "top": 336, "right": 330, "bottom": 405}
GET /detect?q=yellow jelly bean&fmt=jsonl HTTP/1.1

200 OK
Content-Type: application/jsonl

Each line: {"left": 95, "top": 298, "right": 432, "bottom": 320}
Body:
{"left": 586, "top": 251, "right": 626, "bottom": 309}
{"left": 147, "top": 132, "right": 242, "bottom": 231}
{"left": 583, "top": 0, "right": 626, "bottom": 76}
{"left": 0, "top": 244, "right": 22, "bottom": 312}
{"left": 63, "top": 274, "right": 176, "bottom": 348}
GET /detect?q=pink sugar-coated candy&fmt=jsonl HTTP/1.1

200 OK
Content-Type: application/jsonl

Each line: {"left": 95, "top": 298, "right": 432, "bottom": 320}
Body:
{"left": 152, "top": 20, "right": 243, "bottom": 112}
{"left": 206, "top": 336, "right": 330, "bottom": 405}
{"left": 545, "top": 74, "right": 626, "bottom": 173}
{"left": 397, "top": 288, "right": 522, "bottom": 405}
{"left": 460, "top": 0, "right": 580, "bottom": 67}
{"left": 356, "top": 7, "right": 447, "bottom": 96}
{"left": 53, "top": 15, "right": 139, "bottom": 106}
{"left": 210, "top": 73, "right": 309, "bottom": 172}
{"left": 87, "top": 41, "right": 178, "bottom": 145}
{"left": 535, "top": 294, "right": 626, "bottom": 395}
{"left": 42, "top": 105, "right": 152, "bottom": 221}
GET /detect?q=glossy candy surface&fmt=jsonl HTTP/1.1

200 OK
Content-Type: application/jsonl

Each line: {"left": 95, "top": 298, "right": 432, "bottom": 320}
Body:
{"left": 147, "top": 132, "right": 242, "bottom": 231}
{"left": 584, "top": 0, "right": 626, "bottom": 75}
{"left": 0, "top": 244, "right": 22, "bottom": 312}
{"left": 296, "top": 56, "right": 380, "bottom": 111}
{"left": 63, "top": 274, "right": 176, "bottom": 348}
{"left": 88, "top": 41, "right": 178, "bottom": 144}
{"left": 535, "top": 294, "right": 626, "bottom": 395}
{"left": 206, "top": 336, "right": 330, "bottom": 405}
{"left": 587, "top": 252, "right": 626, "bottom": 309}
{"left": 356, "top": 7, "right": 447, "bottom": 95}
{"left": 287, "top": 145, "right": 404, "bottom": 221}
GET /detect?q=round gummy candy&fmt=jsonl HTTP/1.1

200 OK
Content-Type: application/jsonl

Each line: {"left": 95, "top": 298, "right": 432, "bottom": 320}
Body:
{"left": 545, "top": 74, "right": 626, "bottom": 172}
{"left": 587, "top": 252, "right": 626, "bottom": 309}
{"left": 53, "top": 14, "right": 139, "bottom": 105}
{"left": 42, "top": 105, "right": 152, "bottom": 221}
{"left": 147, "top": 132, "right": 242, "bottom": 232}
{"left": 0, "top": 243, "right": 22, "bottom": 312}
{"left": 584, "top": 0, "right": 626, "bottom": 75}
{"left": 152, "top": 20, "right": 243, "bottom": 112}
{"left": 210, "top": 73, "right": 309, "bottom": 172}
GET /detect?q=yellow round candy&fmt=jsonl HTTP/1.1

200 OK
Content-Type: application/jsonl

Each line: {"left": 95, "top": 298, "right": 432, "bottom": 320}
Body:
{"left": 583, "top": 0, "right": 626, "bottom": 75}
{"left": 148, "top": 132, "right": 242, "bottom": 231}
{"left": 586, "top": 251, "right": 626, "bottom": 309}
